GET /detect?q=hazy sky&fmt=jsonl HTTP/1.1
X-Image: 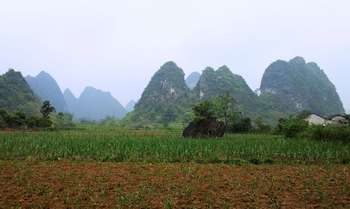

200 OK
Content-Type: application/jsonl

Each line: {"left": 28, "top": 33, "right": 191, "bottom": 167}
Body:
{"left": 0, "top": 0, "right": 349, "bottom": 111}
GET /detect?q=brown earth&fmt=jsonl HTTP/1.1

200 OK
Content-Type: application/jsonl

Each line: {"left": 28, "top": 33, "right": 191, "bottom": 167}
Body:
{"left": 0, "top": 161, "right": 349, "bottom": 209}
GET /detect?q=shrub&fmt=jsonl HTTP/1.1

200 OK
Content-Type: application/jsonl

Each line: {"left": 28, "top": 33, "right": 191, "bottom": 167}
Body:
{"left": 309, "top": 125, "right": 350, "bottom": 142}
{"left": 254, "top": 117, "right": 272, "bottom": 133}
{"left": 229, "top": 117, "right": 252, "bottom": 133}
{"left": 7, "top": 111, "right": 27, "bottom": 129}
{"left": 52, "top": 112, "right": 75, "bottom": 130}
{"left": 277, "top": 117, "right": 309, "bottom": 138}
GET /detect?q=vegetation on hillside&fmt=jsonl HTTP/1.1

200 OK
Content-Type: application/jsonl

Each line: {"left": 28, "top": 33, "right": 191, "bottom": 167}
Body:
{"left": 0, "top": 69, "right": 41, "bottom": 115}
{"left": 260, "top": 57, "right": 344, "bottom": 116}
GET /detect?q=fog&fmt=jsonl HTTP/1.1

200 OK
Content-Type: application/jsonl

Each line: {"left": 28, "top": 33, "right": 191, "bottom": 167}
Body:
{"left": 0, "top": 0, "right": 349, "bottom": 111}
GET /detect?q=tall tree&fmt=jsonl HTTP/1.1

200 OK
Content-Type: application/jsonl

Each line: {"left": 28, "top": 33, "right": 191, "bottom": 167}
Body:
{"left": 40, "top": 101, "right": 56, "bottom": 119}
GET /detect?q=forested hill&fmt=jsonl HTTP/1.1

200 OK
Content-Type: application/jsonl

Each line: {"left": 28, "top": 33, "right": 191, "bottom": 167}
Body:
{"left": 260, "top": 57, "right": 344, "bottom": 116}
{"left": 128, "top": 58, "right": 344, "bottom": 125}
{"left": 0, "top": 69, "right": 41, "bottom": 115}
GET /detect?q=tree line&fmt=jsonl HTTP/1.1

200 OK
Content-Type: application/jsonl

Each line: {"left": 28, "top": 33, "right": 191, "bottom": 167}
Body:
{"left": 0, "top": 101, "right": 74, "bottom": 130}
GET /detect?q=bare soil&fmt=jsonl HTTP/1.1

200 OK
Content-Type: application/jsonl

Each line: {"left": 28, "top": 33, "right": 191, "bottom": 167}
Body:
{"left": 0, "top": 161, "right": 349, "bottom": 209}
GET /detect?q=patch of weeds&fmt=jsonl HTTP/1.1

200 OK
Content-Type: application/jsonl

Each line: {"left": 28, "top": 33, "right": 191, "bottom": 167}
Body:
{"left": 115, "top": 186, "right": 146, "bottom": 209}
{"left": 164, "top": 197, "right": 174, "bottom": 209}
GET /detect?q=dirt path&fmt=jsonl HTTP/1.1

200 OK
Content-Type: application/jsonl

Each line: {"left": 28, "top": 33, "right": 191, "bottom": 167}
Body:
{"left": 0, "top": 161, "right": 349, "bottom": 209}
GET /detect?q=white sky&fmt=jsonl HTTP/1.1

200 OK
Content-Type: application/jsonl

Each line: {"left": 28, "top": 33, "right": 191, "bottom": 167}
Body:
{"left": 0, "top": 0, "right": 349, "bottom": 111}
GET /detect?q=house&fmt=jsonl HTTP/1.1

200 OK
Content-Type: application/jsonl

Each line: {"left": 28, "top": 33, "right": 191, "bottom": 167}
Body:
{"left": 329, "top": 115, "right": 348, "bottom": 125}
{"left": 304, "top": 114, "right": 327, "bottom": 126}
{"left": 304, "top": 114, "right": 349, "bottom": 126}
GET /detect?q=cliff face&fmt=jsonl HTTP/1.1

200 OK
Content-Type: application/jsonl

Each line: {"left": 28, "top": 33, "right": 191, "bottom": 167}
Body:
{"left": 131, "top": 61, "right": 192, "bottom": 123}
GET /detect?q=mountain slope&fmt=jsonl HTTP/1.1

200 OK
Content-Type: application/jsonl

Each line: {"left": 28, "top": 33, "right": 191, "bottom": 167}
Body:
{"left": 65, "top": 87, "right": 127, "bottom": 121}
{"left": 193, "top": 66, "right": 262, "bottom": 116}
{"left": 130, "top": 61, "right": 192, "bottom": 123}
{"left": 26, "top": 71, "right": 68, "bottom": 112}
{"left": 0, "top": 69, "right": 41, "bottom": 115}
{"left": 125, "top": 100, "right": 136, "bottom": 112}
{"left": 185, "top": 72, "right": 201, "bottom": 89}
{"left": 260, "top": 56, "right": 344, "bottom": 116}
{"left": 63, "top": 88, "right": 78, "bottom": 114}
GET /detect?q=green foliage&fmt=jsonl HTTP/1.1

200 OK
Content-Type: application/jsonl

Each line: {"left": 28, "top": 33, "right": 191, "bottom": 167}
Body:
{"left": 277, "top": 117, "right": 309, "bottom": 138}
{"left": 212, "top": 93, "right": 236, "bottom": 126}
{"left": 40, "top": 100, "right": 56, "bottom": 118}
{"left": 0, "top": 101, "right": 65, "bottom": 130}
{"left": 308, "top": 125, "right": 350, "bottom": 142}
{"left": 131, "top": 61, "right": 192, "bottom": 125}
{"left": 0, "top": 69, "right": 41, "bottom": 115}
{"left": 260, "top": 57, "right": 344, "bottom": 116}
{"left": 0, "top": 109, "right": 9, "bottom": 128}
{"left": 0, "top": 128, "right": 349, "bottom": 164}
{"left": 254, "top": 117, "right": 272, "bottom": 133}
{"left": 52, "top": 112, "right": 75, "bottom": 130}
{"left": 229, "top": 117, "right": 252, "bottom": 133}
{"left": 162, "top": 108, "right": 177, "bottom": 127}
{"left": 194, "top": 66, "right": 262, "bottom": 118}
{"left": 193, "top": 100, "right": 215, "bottom": 121}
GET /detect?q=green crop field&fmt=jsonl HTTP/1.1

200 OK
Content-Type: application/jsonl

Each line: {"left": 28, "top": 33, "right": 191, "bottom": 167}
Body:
{"left": 1, "top": 127, "right": 350, "bottom": 208}
{"left": 1, "top": 126, "right": 349, "bottom": 164}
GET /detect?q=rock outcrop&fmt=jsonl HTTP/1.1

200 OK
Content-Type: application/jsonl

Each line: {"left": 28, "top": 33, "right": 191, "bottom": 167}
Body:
{"left": 183, "top": 117, "right": 225, "bottom": 138}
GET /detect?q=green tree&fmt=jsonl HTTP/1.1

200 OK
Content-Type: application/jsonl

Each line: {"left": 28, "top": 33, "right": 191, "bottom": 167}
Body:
{"left": 212, "top": 93, "right": 236, "bottom": 127}
{"left": 7, "top": 111, "right": 26, "bottom": 128}
{"left": 193, "top": 100, "right": 215, "bottom": 121}
{"left": 40, "top": 101, "right": 56, "bottom": 118}
{"left": 277, "top": 116, "right": 309, "bottom": 138}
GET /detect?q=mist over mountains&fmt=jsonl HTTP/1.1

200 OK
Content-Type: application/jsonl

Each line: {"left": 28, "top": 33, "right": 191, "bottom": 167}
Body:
{"left": 25, "top": 71, "right": 127, "bottom": 121}
{"left": 25, "top": 71, "right": 68, "bottom": 113}
{"left": 64, "top": 87, "right": 126, "bottom": 121}
{"left": 0, "top": 56, "right": 345, "bottom": 123}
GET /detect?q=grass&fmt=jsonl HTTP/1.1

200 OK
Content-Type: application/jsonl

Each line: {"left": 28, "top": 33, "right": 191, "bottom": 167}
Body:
{"left": 0, "top": 127, "right": 349, "bottom": 164}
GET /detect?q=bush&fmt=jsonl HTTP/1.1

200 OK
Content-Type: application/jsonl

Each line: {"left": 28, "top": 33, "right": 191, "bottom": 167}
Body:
{"left": 254, "top": 117, "right": 272, "bottom": 133}
{"left": 229, "top": 117, "right": 252, "bottom": 133}
{"left": 52, "top": 112, "right": 75, "bottom": 130}
{"left": 277, "top": 117, "right": 309, "bottom": 138}
{"left": 309, "top": 125, "right": 350, "bottom": 142}
{"left": 7, "top": 111, "right": 27, "bottom": 129}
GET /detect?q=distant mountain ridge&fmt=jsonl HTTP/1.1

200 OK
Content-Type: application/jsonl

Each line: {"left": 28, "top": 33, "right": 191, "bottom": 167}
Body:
{"left": 64, "top": 87, "right": 127, "bottom": 121}
{"left": 128, "top": 57, "right": 344, "bottom": 125}
{"left": 26, "top": 71, "right": 68, "bottom": 112}
{"left": 0, "top": 69, "right": 41, "bottom": 115}
{"left": 185, "top": 72, "right": 201, "bottom": 89}
{"left": 1, "top": 56, "right": 344, "bottom": 124}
